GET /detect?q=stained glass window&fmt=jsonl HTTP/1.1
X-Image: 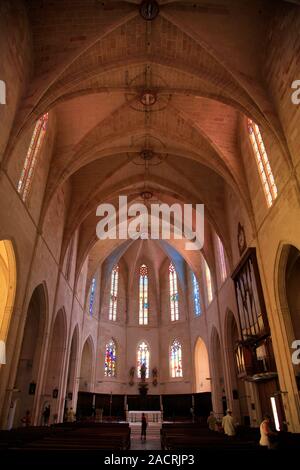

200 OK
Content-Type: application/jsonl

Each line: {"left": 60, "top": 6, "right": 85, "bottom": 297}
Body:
{"left": 170, "top": 340, "right": 183, "bottom": 378}
{"left": 216, "top": 235, "right": 227, "bottom": 282}
{"left": 89, "top": 277, "right": 96, "bottom": 316}
{"left": 109, "top": 265, "right": 119, "bottom": 321}
{"left": 248, "top": 118, "right": 278, "bottom": 208}
{"left": 192, "top": 273, "right": 201, "bottom": 316}
{"left": 169, "top": 263, "right": 179, "bottom": 321}
{"left": 204, "top": 259, "right": 213, "bottom": 304}
{"left": 104, "top": 339, "right": 116, "bottom": 377}
{"left": 137, "top": 341, "right": 150, "bottom": 378}
{"left": 139, "top": 264, "right": 148, "bottom": 325}
{"left": 18, "top": 113, "right": 48, "bottom": 201}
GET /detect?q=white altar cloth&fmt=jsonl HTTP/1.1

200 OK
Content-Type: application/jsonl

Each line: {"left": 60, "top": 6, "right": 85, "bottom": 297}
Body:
{"left": 127, "top": 410, "right": 162, "bottom": 422}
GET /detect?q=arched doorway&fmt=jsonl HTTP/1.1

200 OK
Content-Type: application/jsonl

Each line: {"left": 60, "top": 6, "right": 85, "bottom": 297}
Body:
{"left": 225, "top": 311, "right": 248, "bottom": 425}
{"left": 210, "top": 328, "right": 226, "bottom": 418}
{"left": 79, "top": 337, "right": 94, "bottom": 392}
{"left": 44, "top": 309, "right": 67, "bottom": 423}
{"left": 0, "top": 240, "right": 16, "bottom": 364}
{"left": 194, "top": 337, "right": 211, "bottom": 393}
{"left": 65, "top": 326, "right": 79, "bottom": 411}
{"left": 12, "top": 284, "right": 47, "bottom": 427}
{"left": 278, "top": 244, "right": 300, "bottom": 390}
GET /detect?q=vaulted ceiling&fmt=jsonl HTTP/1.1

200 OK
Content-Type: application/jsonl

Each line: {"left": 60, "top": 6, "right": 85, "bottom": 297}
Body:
{"left": 6, "top": 0, "right": 292, "bottom": 280}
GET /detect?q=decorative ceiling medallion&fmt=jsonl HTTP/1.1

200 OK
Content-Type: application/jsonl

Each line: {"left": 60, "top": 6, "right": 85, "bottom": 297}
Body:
{"left": 140, "top": 149, "right": 155, "bottom": 161}
{"left": 140, "top": 89, "right": 157, "bottom": 107}
{"left": 125, "top": 66, "right": 171, "bottom": 112}
{"left": 139, "top": 0, "right": 159, "bottom": 21}
{"left": 128, "top": 135, "right": 167, "bottom": 166}
{"left": 140, "top": 190, "right": 153, "bottom": 200}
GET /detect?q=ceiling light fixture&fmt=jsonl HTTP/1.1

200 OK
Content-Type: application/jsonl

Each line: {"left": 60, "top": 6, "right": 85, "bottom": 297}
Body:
{"left": 139, "top": 0, "right": 159, "bottom": 21}
{"left": 140, "top": 89, "right": 157, "bottom": 107}
{"left": 140, "top": 190, "right": 153, "bottom": 200}
{"left": 125, "top": 66, "right": 171, "bottom": 112}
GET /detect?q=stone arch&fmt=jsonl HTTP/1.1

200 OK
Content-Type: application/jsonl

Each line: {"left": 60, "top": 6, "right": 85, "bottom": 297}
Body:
{"left": 224, "top": 310, "right": 248, "bottom": 425}
{"left": 0, "top": 240, "right": 17, "bottom": 363}
{"left": 79, "top": 336, "right": 94, "bottom": 392}
{"left": 276, "top": 243, "right": 300, "bottom": 391}
{"left": 66, "top": 324, "right": 80, "bottom": 405}
{"left": 12, "top": 283, "right": 47, "bottom": 427}
{"left": 210, "top": 327, "right": 226, "bottom": 418}
{"left": 44, "top": 308, "right": 67, "bottom": 422}
{"left": 194, "top": 337, "right": 211, "bottom": 393}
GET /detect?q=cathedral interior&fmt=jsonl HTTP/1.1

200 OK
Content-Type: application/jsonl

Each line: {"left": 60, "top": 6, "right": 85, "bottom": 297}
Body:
{"left": 0, "top": 0, "right": 300, "bottom": 455}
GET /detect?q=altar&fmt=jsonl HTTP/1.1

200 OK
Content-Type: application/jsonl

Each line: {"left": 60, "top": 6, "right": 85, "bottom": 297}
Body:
{"left": 127, "top": 410, "right": 162, "bottom": 423}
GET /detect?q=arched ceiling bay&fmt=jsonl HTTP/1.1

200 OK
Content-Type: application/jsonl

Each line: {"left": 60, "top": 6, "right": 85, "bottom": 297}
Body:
{"left": 8, "top": 0, "right": 291, "bottom": 284}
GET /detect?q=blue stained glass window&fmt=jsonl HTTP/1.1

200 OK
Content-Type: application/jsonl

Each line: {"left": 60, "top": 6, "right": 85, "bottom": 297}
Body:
{"left": 89, "top": 277, "right": 96, "bottom": 316}
{"left": 192, "top": 273, "right": 201, "bottom": 316}
{"left": 139, "top": 264, "right": 148, "bottom": 325}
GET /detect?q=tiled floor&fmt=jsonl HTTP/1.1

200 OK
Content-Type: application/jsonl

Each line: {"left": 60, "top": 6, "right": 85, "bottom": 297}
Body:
{"left": 130, "top": 422, "right": 162, "bottom": 450}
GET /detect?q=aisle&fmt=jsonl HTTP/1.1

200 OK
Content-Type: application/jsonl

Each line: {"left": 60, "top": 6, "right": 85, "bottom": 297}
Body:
{"left": 130, "top": 422, "right": 162, "bottom": 450}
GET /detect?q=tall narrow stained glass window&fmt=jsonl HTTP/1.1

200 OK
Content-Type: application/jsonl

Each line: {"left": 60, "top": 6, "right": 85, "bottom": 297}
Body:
{"left": 89, "top": 277, "right": 96, "bottom": 316}
{"left": 18, "top": 113, "right": 48, "bottom": 201}
{"left": 104, "top": 339, "right": 116, "bottom": 377}
{"left": 169, "top": 263, "right": 179, "bottom": 321}
{"left": 170, "top": 340, "right": 183, "bottom": 378}
{"left": 139, "top": 264, "right": 148, "bottom": 325}
{"left": 137, "top": 341, "right": 150, "bottom": 378}
{"left": 248, "top": 118, "right": 278, "bottom": 208}
{"left": 109, "top": 265, "right": 119, "bottom": 321}
{"left": 204, "top": 259, "right": 213, "bottom": 304}
{"left": 216, "top": 235, "right": 227, "bottom": 283}
{"left": 192, "top": 272, "right": 201, "bottom": 316}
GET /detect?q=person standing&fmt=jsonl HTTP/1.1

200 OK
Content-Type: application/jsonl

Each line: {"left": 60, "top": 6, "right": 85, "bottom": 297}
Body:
{"left": 67, "top": 407, "right": 76, "bottom": 423}
{"left": 207, "top": 411, "right": 217, "bottom": 431}
{"left": 21, "top": 410, "right": 31, "bottom": 427}
{"left": 190, "top": 407, "right": 195, "bottom": 423}
{"left": 259, "top": 415, "right": 278, "bottom": 449}
{"left": 141, "top": 413, "right": 147, "bottom": 441}
{"left": 222, "top": 409, "right": 236, "bottom": 436}
{"left": 42, "top": 405, "right": 50, "bottom": 426}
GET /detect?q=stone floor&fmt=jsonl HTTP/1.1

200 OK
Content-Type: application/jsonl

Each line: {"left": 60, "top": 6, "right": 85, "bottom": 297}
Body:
{"left": 130, "top": 422, "right": 162, "bottom": 450}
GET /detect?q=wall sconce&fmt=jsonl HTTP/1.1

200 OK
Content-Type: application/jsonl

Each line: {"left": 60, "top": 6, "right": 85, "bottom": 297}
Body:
{"left": 0, "top": 340, "right": 6, "bottom": 364}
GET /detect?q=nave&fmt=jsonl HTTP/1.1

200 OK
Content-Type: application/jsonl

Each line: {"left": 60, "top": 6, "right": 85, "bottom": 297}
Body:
{"left": 1, "top": 420, "right": 300, "bottom": 454}
{"left": 1, "top": 0, "right": 300, "bottom": 458}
